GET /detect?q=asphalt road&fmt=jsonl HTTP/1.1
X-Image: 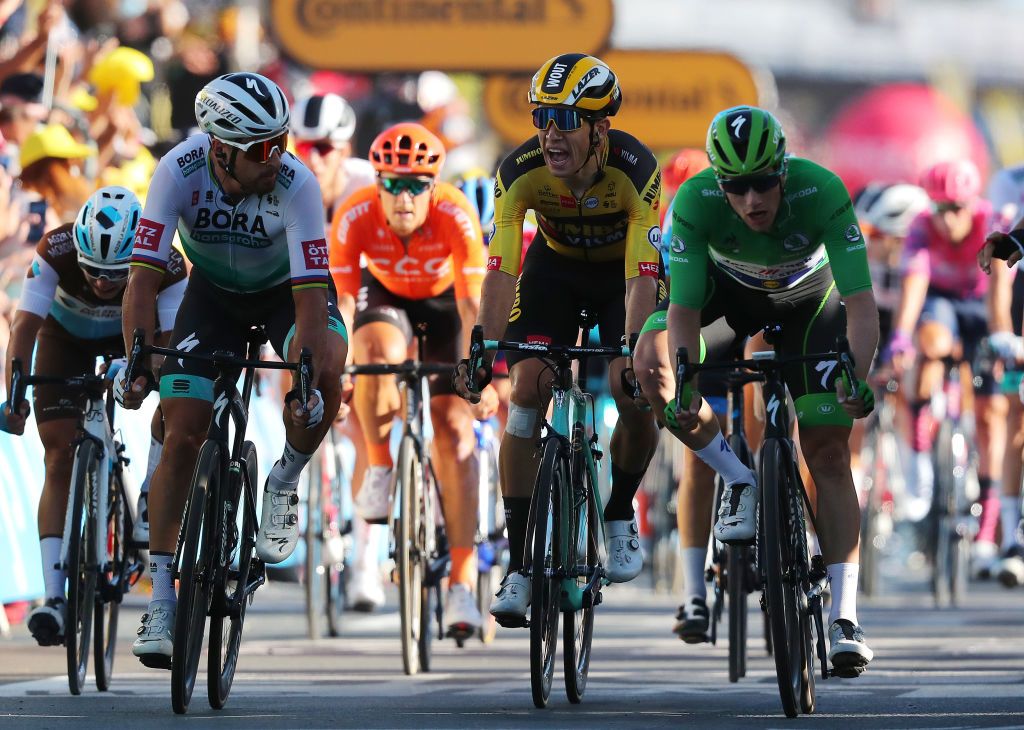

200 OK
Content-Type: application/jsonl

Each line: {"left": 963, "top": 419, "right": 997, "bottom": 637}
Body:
{"left": 2, "top": 569, "right": 1023, "bottom": 729}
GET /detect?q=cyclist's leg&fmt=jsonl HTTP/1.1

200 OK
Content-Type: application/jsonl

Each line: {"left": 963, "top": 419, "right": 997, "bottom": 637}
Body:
{"left": 260, "top": 287, "right": 348, "bottom": 562}
{"left": 997, "top": 275, "right": 1024, "bottom": 583}
{"left": 906, "top": 293, "right": 955, "bottom": 522}
{"left": 28, "top": 322, "right": 108, "bottom": 643}
{"left": 957, "top": 295, "right": 1007, "bottom": 572}
{"left": 133, "top": 404, "right": 164, "bottom": 544}
{"left": 349, "top": 275, "right": 413, "bottom": 521}
{"left": 133, "top": 273, "right": 233, "bottom": 663}
{"left": 782, "top": 282, "right": 871, "bottom": 670}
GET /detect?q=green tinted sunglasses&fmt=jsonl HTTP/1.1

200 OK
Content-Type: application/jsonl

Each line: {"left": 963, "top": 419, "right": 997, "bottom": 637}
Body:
{"left": 379, "top": 176, "right": 433, "bottom": 196}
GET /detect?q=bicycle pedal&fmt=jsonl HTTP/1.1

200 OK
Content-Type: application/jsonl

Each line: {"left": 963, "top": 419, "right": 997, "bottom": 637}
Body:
{"left": 137, "top": 653, "right": 172, "bottom": 671}
{"left": 493, "top": 614, "right": 528, "bottom": 629}
{"left": 445, "top": 624, "right": 474, "bottom": 643}
{"left": 830, "top": 665, "right": 866, "bottom": 679}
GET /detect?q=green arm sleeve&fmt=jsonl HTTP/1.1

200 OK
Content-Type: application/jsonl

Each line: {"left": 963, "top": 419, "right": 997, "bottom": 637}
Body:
{"left": 667, "top": 185, "right": 710, "bottom": 308}
{"left": 819, "top": 175, "right": 873, "bottom": 296}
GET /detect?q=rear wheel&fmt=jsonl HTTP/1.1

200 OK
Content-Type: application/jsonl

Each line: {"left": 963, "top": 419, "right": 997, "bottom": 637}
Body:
{"left": 931, "top": 422, "right": 955, "bottom": 608}
{"left": 208, "top": 442, "right": 257, "bottom": 709}
{"left": 94, "top": 466, "right": 127, "bottom": 691}
{"left": 66, "top": 440, "right": 98, "bottom": 696}
{"left": 171, "top": 441, "right": 219, "bottom": 715}
{"left": 396, "top": 436, "right": 424, "bottom": 675}
{"left": 529, "top": 438, "right": 563, "bottom": 709}
{"left": 761, "top": 439, "right": 801, "bottom": 718}
{"left": 727, "top": 544, "right": 748, "bottom": 682}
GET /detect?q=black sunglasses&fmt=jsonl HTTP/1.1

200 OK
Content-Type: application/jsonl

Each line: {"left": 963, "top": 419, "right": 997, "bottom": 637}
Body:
{"left": 933, "top": 201, "right": 964, "bottom": 214}
{"left": 82, "top": 263, "right": 129, "bottom": 282}
{"left": 718, "top": 171, "right": 784, "bottom": 195}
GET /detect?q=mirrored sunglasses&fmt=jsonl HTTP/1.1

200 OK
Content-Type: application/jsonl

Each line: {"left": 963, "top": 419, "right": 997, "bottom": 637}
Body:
{"left": 933, "top": 201, "right": 965, "bottom": 214}
{"left": 226, "top": 131, "right": 289, "bottom": 163}
{"left": 717, "top": 171, "right": 784, "bottom": 195}
{"left": 379, "top": 175, "right": 433, "bottom": 196}
{"left": 82, "top": 263, "right": 129, "bottom": 282}
{"left": 531, "top": 107, "right": 585, "bottom": 132}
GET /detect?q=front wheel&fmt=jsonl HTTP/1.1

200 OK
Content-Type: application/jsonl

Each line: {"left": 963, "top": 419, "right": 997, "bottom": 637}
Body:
{"left": 94, "top": 465, "right": 128, "bottom": 691}
{"left": 727, "top": 543, "right": 749, "bottom": 683}
{"left": 396, "top": 435, "right": 424, "bottom": 675}
{"left": 563, "top": 444, "right": 598, "bottom": 704}
{"left": 529, "top": 438, "right": 563, "bottom": 709}
{"left": 304, "top": 444, "right": 324, "bottom": 639}
{"left": 66, "top": 440, "right": 98, "bottom": 696}
{"left": 171, "top": 440, "right": 219, "bottom": 715}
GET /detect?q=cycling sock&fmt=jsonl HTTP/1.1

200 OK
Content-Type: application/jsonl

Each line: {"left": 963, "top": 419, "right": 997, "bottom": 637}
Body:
{"left": 268, "top": 441, "right": 312, "bottom": 490}
{"left": 504, "top": 497, "right": 531, "bottom": 572}
{"left": 976, "top": 476, "right": 1000, "bottom": 545}
{"left": 826, "top": 562, "right": 858, "bottom": 625}
{"left": 366, "top": 438, "right": 393, "bottom": 469}
{"left": 39, "top": 536, "right": 65, "bottom": 601}
{"left": 694, "top": 432, "right": 756, "bottom": 487}
{"left": 141, "top": 436, "right": 163, "bottom": 494}
{"left": 681, "top": 547, "right": 708, "bottom": 602}
{"left": 353, "top": 516, "right": 378, "bottom": 571}
{"left": 449, "top": 546, "right": 476, "bottom": 587}
{"left": 910, "top": 400, "right": 934, "bottom": 452}
{"left": 150, "top": 552, "right": 176, "bottom": 603}
{"left": 1000, "top": 495, "right": 1022, "bottom": 551}
{"left": 604, "top": 464, "right": 644, "bottom": 521}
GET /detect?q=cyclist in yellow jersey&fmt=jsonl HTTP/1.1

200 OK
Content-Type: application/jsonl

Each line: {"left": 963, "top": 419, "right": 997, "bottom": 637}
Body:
{"left": 454, "top": 53, "right": 662, "bottom": 625}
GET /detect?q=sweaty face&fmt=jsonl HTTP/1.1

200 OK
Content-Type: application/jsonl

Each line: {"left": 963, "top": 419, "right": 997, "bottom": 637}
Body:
{"left": 721, "top": 175, "right": 785, "bottom": 233}
{"left": 378, "top": 175, "right": 433, "bottom": 237}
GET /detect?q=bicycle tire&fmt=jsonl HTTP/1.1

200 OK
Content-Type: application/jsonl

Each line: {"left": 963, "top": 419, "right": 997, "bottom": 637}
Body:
{"left": 529, "top": 438, "right": 562, "bottom": 709}
{"left": 931, "top": 421, "right": 955, "bottom": 608}
{"left": 66, "top": 439, "right": 97, "bottom": 696}
{"left": 786, "top": 452, "right": 817, "bottom": 715}
{"left": 760, "top": 439, "right": 801, "bottom": 718}
{"left": 171, "top": 440, "right": 219, "bottom": 715}
{"left": 208, "top": 441, "right": 258, "bottom": 709}
{"left": 726, "top": 433, "right": 751, "bottom": 683}
{"left": 418, "top": 582, "right": 438, "bottom": 671}
{"left": 304, "top": 444, "right": 324, "bottom": 640}
{"left": 94, "top": 465, "right": 126, "bottom": 691}
{"left": 477, "top": 439, "right": 502, "bottom": 644}
{"left": 859, "top": 422, "right": 882, "bottom": 598}
{"left": 418, "top": 460, "right": 442, "bottom": 670}
{"left": 396, "top": 435, "right": 424, "bottom": 675}
{"left": 563, "top": 447, "right": 598, "bottom": 704}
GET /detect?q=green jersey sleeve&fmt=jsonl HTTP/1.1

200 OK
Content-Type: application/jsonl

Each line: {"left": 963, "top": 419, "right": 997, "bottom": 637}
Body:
{"left": 818, "top": 175, "right": 873, "bottom": 296}
{"left": 667, "top": 182, "right": 711, "bottom": 308}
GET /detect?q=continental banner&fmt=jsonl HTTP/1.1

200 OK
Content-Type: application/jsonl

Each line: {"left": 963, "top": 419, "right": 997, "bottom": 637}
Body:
{"left": 270, "top": 0, "right": 613, "bottom": 72}
{"left": 484, "top": 50, "right": 760, "bottom": 149}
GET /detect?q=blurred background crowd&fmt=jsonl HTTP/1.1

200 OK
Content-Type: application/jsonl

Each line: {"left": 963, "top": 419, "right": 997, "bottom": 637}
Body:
{"left": 0, "top": 0, "right": 1020, "bottom": 389}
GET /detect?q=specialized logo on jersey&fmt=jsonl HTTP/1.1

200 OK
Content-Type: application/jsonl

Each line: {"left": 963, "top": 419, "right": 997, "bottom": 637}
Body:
{"left": 134, "top": 219, "right": 165, "bottom": 252}
{"left": 301, "top": 238, "right": 328, "bottom": 271}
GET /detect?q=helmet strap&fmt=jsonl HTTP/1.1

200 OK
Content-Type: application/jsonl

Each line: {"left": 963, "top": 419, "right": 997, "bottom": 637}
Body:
{"left": 211, "top": 138, "right": 245, "bottom": 199}
{"left": 570, "top": 119, "right": 603, "bottom": 178}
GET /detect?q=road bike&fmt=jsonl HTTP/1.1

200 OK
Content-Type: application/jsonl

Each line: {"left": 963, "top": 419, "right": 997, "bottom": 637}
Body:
{"left": 10, "top": 359, "right": 144, "bottom": 695}
{"left": 127, "top": 327, "right": 311, "bottom": 714}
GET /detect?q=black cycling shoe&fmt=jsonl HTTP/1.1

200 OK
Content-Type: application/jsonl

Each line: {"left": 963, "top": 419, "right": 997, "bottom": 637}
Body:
{"left": 28, "top": 597, "right": 66, "bottom": 647}
{"left": 673, "top": 597, "right": 710, "bottom": 644}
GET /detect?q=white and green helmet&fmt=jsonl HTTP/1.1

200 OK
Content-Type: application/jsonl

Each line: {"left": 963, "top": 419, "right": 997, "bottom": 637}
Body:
{"left": 706, "top": 106, "right": 787, "bottom": 178}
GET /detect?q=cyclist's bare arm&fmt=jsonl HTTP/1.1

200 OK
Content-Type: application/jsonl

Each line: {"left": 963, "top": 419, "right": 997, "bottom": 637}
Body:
{"left": 475, "top": 269, "right": 517, "bottom": 357}
{"left": 844, "top": 290, "right": 879, "bottom": 382}
{"left": 625, "top": 275, "right": 657, "bottom": 341}
{"left": 120, "top": 265, "right": 163, "bottom": 407}
{"left": 291, "top": 285, "right": 328, "bottom": 393}
{"left": 891, "top": 269, "right": 929, "bottom": 341}
{"left": 2, "top": 309, "right": 43, "bottom": 432}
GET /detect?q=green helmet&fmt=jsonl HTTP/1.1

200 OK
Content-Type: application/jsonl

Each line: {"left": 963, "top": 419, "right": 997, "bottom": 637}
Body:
{"left": 706, "top": 106, "right": 786, "bottom": 178}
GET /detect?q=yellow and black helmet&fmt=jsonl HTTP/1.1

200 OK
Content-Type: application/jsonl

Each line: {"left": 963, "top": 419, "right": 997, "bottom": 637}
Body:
{"left": 528, "top": 53, "right": 622, "bottom": 116}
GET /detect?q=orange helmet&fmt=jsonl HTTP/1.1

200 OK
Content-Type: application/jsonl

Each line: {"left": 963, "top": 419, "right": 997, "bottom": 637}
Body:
{"left": 369, "top": 122, "right": 446, "bottom": 176}
{"left": 663, "top": 147, "right": 710, "bottom": 192}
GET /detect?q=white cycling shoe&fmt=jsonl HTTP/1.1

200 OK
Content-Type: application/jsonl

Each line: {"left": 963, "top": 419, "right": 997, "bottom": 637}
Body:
{"left": 713, "top": 481, "right": 759, "bottom": 544}
{"left": 348, "top": 564, "right": 385, "bottom": 612}
{"left": 827, "top": 619, "right": 873, "bottom": 677}
{"left": 489, "top": 571, "right": 530, "bottom": 628}
{"left": 445, "top": 583, "right": 482, "bottom": 638}
{"left": 605, "top": 518, "right": 643, "bottom": 583}
{"left": 133, "top": 600, "right": 176, "bottom": 669}
{"left": 355, "top": 466, "right": 392, "bottom": 524}
{"left": 256, "top": 482, "right": 300, "bottom": 564}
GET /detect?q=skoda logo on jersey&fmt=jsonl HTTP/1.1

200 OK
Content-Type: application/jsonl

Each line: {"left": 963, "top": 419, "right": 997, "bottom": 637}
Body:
{"left": 584, "top": 196, "right": 599, "bottom": 209}
{"left": 670, "top": 235, "right": 685, "bottom": 254}
{"left": 845, "top": 223, "right": 862, "bottom": 243}
{"left": 783, "top": 233, "right": 810, "bottom": 251}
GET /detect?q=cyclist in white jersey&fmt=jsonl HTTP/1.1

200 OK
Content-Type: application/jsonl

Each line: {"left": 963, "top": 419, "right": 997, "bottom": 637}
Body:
{"left": 115, "top": 72, "right": 348, "bottom": 668}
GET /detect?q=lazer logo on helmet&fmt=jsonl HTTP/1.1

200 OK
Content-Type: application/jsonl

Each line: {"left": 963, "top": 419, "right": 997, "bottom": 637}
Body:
{"left": 568, "top": 67, "right": 601, "bottom": 103}
{"left": 193, "top": 208, "right": 268, "bottom": 237}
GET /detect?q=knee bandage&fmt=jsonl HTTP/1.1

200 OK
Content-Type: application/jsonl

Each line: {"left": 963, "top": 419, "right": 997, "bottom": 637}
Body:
{"left": 505, "top": 404, "right": 539, "bottom": 438}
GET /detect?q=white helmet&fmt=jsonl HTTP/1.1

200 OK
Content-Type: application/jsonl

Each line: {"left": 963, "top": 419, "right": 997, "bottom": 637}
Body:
{"left": 853, "top": 183, "right": 931, "bottom": 239}
{"left": 194, "top": 72, "right": 290, "bottom": 144}
{"left": 291, "top": 93, "right": 356, "bottom": 145}
{"left": 73, "top": 186, "right": 142, "bottom": 269}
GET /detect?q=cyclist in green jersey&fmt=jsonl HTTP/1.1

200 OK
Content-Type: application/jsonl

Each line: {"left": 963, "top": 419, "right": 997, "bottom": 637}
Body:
{"left": 634, "top": 106, "right": 878, "bottom": 675}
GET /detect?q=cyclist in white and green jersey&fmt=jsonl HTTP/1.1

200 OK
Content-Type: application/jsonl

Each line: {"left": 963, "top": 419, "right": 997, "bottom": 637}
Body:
{"left": 634, "top": 106, "right": 878, "bottom": 676}
{"left": 116, "top": 72, "right": 348, "bottom": 669}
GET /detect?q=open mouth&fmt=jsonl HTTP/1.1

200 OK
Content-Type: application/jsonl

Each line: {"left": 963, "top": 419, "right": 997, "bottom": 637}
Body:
{"left": 545, "top": 146, "right": 571, "bottom": 167}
